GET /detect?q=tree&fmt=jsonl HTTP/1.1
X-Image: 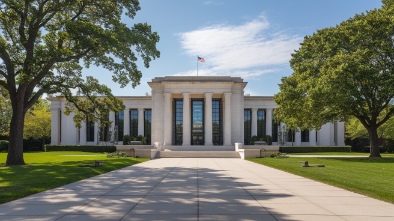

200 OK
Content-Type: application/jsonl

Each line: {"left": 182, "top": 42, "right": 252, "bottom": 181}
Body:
{"left": 0, "top": 86, "right": 11, "bottom": 135}
{"left": 23, "top": 99, "right": 51, "bottom": 150}
{"left": 346, "top": 115, "right": 394, "bottom": 140}
{"left": 275, "top": 0, "right": 394, "bottom": 157}
{"left": 0, "top": 1, "right": 160, "bottom": 165}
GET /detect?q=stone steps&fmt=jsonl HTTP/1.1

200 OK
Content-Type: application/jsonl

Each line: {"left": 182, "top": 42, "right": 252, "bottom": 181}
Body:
{"left": 156, "top": 151, "right": 241, "bottom": 158}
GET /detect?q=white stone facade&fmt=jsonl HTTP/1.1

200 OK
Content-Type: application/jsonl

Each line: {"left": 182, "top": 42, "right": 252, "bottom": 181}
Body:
{"left": 48, "top": 76, "right": 345, "bottom": 147}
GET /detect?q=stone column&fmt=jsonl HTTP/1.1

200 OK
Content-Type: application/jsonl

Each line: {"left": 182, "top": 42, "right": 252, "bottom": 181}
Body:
{"left": 183, "top": 93, "right": 191, "bottom": 146}
{"left": 50, "top": 108, "right": 60, "bottom": 144}
{"left": 224, "top": 93, "right": 232, "bottom": 145}
{"left": 109, "top": 111, "right": 115, "bottom": 141}
{"left": 266, "top": 108, "right": 273, "bottom": 136}
{"left": 309, "top": 129, "right": 317, "bottom": 146}
{"left": 335, "top": 122, "right": 345, "bottom": 146}
{"left": 295, "top": 128, "right": 301, "bottom": 146}
{"left": 123, "top": 108, "right": 130, "bottom": 138}
{"left": 163, "top": 93, "right": 172, "bottom": 145}
{"left": 94, "top": 122, "right": 99, "bottom": 144}
{"left": 205, "top": 93, "right": 213, "bottom": 146}
{"left": 138, "top": 108, "right": 144, "bottom": 136}
{"left": 79, "top": 120, "right": 86, "bottom": 145}
{"left": 251, "top": 108, "right": 258, "bottom": 137}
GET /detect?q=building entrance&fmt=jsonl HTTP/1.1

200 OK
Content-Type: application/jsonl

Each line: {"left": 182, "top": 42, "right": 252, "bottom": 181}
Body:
{"left": 191, "top": 100, "right": 204, "bottom": 145}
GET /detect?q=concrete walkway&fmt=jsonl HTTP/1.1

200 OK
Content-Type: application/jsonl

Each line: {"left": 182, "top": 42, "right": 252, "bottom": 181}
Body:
{"left": 0, "top": 158, "right": 393, "bottom": 221}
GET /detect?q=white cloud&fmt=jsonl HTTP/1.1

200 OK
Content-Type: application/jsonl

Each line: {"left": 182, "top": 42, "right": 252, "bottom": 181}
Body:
{"left": 203, "top": 1, "right": 224, "bottom": 6}
{"left": 178, "top": 15, "right": 302, "bottom": 79}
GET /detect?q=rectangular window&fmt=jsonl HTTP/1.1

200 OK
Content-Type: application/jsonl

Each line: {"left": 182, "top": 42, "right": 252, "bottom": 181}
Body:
{"left": 287, "top": 128, "right": 295, "bottom": 143}
{"left": 144, "top": 109, "right": 152, "bottom": 145}
{"left": 301, "top": 129, "right": 309, "bottom": 142}
{"left": 191, "top": 100, "right": 204, "bottom": 145}
{"left": 257, "top": 109, "right": 266, "bottom": 139}
{"left": 272, "top": 112, "right": 279, "bottom": 142}
{"left": 173, "top": 99, "right": 183, "bottom": 145}
{"left": 130, "top": 109, "right": 138, "bottom": 137}
{"left": 244, "top": 109, "right": 252, "bottom": 145}
{"left": 99, "top": 113, "right": 109, "bottom": 142}
{"left": 212, "top": 99, "right": 223, "bottom": 145}
{"left": 115, "top": 111, "right": 124, "bottom": 142}
{"left": 86, "top": 117, "right": 95, "bottom": 142}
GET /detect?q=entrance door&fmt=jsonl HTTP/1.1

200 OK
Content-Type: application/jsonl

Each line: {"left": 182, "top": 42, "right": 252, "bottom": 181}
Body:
{"left": 191, "top": 100, "right": 204, "bottom": 145}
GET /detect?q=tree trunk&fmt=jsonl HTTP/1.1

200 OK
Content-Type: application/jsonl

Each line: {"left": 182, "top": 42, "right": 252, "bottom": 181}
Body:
{"left": 368, "top": 125, "right": 381, "bottom": 158}
{"left": 6, "top": 95, "right": 26, "bottom": 165}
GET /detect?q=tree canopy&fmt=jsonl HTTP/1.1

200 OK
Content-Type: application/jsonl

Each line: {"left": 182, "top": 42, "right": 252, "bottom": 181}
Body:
{"left": 23, "top": 98, "right": 51, "bottom": 149}
{"left": 0, "top": 0, "right": 160, "bottom": 165}
{"left": 0, "top": 86, "right": 11, "bottom": 135}
{"left": 274, "top": 0, "right": 394, "bottom": 157}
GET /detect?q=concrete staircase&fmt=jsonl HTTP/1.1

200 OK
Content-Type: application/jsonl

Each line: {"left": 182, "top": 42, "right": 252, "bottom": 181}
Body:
{"left": 156, "top": 151, "right": 240, "bottom": 158}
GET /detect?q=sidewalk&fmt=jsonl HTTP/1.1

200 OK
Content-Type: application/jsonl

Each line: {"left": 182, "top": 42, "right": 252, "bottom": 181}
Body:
{"left": 0, "top": 158, "right": 393, "bottom": 220}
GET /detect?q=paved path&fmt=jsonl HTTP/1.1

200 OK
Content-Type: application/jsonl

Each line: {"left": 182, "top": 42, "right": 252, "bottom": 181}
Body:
{"left": 0, "top": 158, "right": 393, "bottom": 221}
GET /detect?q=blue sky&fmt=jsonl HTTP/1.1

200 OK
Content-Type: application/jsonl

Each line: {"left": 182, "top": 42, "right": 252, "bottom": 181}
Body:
{"left": 84, "top": 0, "right": 383, "bottom": 96}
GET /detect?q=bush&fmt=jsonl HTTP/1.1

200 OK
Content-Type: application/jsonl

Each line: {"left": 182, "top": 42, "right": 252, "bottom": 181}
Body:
{"left": 123, "top": 135, "right": 132, "bottom": 145}
{"left": 45, "top": 145, "right": 116, "bottom": 152}
{"left": 0, "top": 140, "right": 9, "bottom": 152}
{"left": 348, "top": 138, "right": 369, "bottom": 152}
{"left": 279, "top": 146, "right": 351, "bottom": 153}
{"left": 381, "top": 139, "right": 394, "bottom": 153}
{"left": 107, "top": 151, "right": 126, "bottom": 158}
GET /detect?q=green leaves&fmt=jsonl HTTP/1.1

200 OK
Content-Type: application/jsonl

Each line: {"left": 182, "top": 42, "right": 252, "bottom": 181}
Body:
{"left": 275, "top": 2, "right": 394, "bottom": 156}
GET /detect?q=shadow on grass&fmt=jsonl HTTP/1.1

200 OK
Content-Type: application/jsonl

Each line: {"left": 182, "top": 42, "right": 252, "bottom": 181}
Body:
{"left": 318, "top": 157, "right": 394, "bottom": 164}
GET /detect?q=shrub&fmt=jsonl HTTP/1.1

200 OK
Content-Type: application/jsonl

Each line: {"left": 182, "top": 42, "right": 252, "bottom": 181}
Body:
{"left": 279, "top": 146, "right": 351, "bottom": 153}
{"left": 123, "top": 135, "right": 132, "bottom": 145}
{"left": 107, "top": 151, "right": 126, "bottom": 158}
{"left": 0, "top": 140, "right": 9, "bottom": 152}
{"left": 381, "top": 139, "right": 394, "bottom": 153}
{"left": 45, "top": 145, "right": 116, "bottom": 152}
{"left": 269, "top": 152, "right": 288, "bottom": 158}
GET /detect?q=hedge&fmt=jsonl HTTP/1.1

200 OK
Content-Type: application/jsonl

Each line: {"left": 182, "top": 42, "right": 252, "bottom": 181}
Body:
{"left": 279, "top": 146, "right": 351, "bottom": 153}
{"left": 0, "top": 140, "right": 9, "bottom": 152}
{"left": 45, "top": 145, "right": 116, "bottom": 152}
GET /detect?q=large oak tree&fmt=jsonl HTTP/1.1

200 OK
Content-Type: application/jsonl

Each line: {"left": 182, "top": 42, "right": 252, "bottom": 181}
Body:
{"left": 0, "top": 0, "right": 160, "bottom": 165}
{"left": 275, "top": 0, "right": 394, "bottom": 157}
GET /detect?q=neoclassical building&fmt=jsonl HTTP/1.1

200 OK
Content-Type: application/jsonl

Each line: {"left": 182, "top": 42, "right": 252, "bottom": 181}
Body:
{"left": 49, "top": 76, "right": 345, "bottom": 148}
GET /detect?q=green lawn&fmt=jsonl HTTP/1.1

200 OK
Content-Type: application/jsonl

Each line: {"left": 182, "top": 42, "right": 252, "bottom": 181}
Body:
{"left": 0, "top": 151, "right": 149, "bottom": 204}
{"left": 248, "top": 155, "right": 394, "bottom": 204}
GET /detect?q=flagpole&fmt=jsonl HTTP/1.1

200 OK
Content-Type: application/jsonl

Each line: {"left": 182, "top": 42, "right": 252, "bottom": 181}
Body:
{"left": 197, "top": 56, "right": 199, "bottom": 76}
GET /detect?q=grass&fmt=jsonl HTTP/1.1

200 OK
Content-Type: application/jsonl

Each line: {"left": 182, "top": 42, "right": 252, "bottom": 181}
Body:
{"left": 248, "top": 154, "right": 394, "bottom": 204}
{"left": 0, "top": 151, "right": 149, "bottom": 204}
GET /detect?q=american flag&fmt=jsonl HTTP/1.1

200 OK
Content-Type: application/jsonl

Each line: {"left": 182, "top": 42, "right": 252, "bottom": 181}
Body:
{"left": 197, "top": 56, "right": 205, "bottom": 62}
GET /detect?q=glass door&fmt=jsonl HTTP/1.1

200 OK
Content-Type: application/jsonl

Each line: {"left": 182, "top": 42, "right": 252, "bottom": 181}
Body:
{"left": 191, "top": 100, "right": 204, "bottom": 145}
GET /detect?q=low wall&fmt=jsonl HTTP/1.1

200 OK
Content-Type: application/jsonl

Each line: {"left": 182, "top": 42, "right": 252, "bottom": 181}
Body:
{"left": 235, "top": 143, "right": 280, "bottom": 159}
{"left": 115, "top": 145, "right": 157, "bottom": 159}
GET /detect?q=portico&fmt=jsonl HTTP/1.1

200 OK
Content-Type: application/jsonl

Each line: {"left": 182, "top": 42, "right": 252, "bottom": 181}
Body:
{"left": 148, "top": 76, "right": 247, "bottom": 148}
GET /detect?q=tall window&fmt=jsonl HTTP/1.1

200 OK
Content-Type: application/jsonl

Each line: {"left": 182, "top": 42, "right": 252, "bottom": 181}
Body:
{"left": 86, "top": 117, "right": 95, "bottom": 142}
{"left": 173, "top": 100, "right": 183, "bottom": 145}
{"left": 130, "top": 109, "right": 138, "bottom": 137}
{"left": 115, "top": 111, "right": 124, "bottom": 142}
{"left": 287, "top": 128, "right": 295, "bottom": 143}
{"left": 191, "top": 100, "right": 204, "bottom": 145}
{"left": 244, "top": 109, "right": 252, "bottom": 145}
{"left": 272, "top": 112, "right": 279, "bottom": 142}
{"left": 99, "top": 113, "right": 109, "bottom": 142}
{"left": 144, "top": 109, "right": 152, "bottom": 145}
{"left": 212, "top": 99, "right": 223, "bottom": 145}
{"left": 301, "top": 129, "right": 309, "bottom": 142}
{"left": 257, "top": 109, "right": 266, "bottom": 138}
